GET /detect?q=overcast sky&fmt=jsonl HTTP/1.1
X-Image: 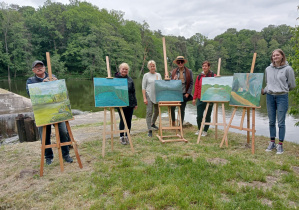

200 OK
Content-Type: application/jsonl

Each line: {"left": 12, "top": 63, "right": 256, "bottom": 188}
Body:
{"left": 3, "top": 0, "right": 299, "bottom": 39}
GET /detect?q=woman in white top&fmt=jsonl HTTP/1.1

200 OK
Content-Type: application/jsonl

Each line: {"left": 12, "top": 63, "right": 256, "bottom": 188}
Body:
{"left": 142, "top": 60, "right": 162, "bottom": 137}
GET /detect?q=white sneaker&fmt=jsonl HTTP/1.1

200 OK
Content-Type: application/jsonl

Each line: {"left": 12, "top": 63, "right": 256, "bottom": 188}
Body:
{"left": 120, "top": 137, "right": 127, "bottom": 145}
{"left": 201, "top": 131, "right": 207, "bottom": 137}
{"left": 195, "top": 130, "right": 199, "bottom": 135}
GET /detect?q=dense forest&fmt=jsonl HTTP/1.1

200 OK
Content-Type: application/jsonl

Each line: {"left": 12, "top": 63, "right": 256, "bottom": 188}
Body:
{"left": 0, "top": 0, "right": 297, "bottom": 82}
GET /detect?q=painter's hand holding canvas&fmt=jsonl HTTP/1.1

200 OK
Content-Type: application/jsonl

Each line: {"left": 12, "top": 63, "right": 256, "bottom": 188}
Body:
{"left": 28, "top": 79, "right": 73, "bottom": 126}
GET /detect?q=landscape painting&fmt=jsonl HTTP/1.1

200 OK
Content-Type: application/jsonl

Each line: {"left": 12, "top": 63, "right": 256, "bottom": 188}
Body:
{"left": 28, "top": 79, "right": 73, "bottom": 127}
{"left": 201, "top": 76, "right": 233, "bottom": 102}
{"left": 94, "top": 78, "right": 129, "bottom": 107}
{"left": 229, "top": 73, "right": 264, "bottom": 107}
{"left": 155, "top": 80, "right": 183, "bottom": 102}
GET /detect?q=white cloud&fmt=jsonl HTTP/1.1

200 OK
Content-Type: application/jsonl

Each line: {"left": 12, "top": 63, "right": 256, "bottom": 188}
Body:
{"left": 2, "top": 0, "right": 299, "bottom": 38}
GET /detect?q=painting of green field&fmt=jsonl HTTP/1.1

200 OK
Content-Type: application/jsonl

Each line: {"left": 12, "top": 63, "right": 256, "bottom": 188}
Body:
{"left": 201, "top": 76, "right": 233, "bottom": 102}
{"left": 28, "top": 80, "right": 73, "bottom": 126}
{"left": 94, "top": 78, "right": 129, "bottom": 107}
{"left": 155, "top": 80, "right": 183, "bottom": 102}
{"left": 229, "top": 73, "right": 264, "bottom": 107}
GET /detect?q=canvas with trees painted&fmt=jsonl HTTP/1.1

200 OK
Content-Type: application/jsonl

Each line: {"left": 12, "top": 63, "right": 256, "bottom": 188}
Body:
{"left": 201, "top": 76, "right": 233, "bottom": 102}
{"left": 28, "top": 79, "right": 73, "bottom": 126}
{"left": 229, "top": 73, "right": 264, "bottom": 107}
{"left": 155, "top": 80, "right": 183, "bottom": 102}
{"left": 94, "top": 78, "right": 129, "bottom": 107}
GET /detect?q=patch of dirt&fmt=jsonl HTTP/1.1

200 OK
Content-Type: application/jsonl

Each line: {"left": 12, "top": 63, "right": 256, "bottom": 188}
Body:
{"left": 143, "top": 159, "right": 155, "bottom": 165}
{"left": 261, "top": 198, "right": 272, "bottom": 207}
{"left": 237, "top": 176, "right": 279, "bottom": 190}
{"left": 207, "top": 158, "right": 229, "bottom": 165}
{"left": 18, "top": 169, "right": 39, "bottom": 179}
{"left": 291, "top": 166, "right": 299, "bottom": 174}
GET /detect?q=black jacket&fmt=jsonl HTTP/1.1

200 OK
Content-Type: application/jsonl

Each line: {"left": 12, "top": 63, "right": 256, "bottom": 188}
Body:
{"left": 115, "top": 72, "right": 137, "bottom": 107}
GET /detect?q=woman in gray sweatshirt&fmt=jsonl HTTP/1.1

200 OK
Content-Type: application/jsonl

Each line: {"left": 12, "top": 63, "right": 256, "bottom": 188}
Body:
{"left": 262, "top": 49, "right": 296, "bottom": 154}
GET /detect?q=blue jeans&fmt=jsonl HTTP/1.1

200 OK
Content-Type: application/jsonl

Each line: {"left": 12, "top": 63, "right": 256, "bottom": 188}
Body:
{"left": 38, "top": 122, "right": 70, "bottom": 159}
{"left": 266, "top": 94, "right": 288, "bottom": 141}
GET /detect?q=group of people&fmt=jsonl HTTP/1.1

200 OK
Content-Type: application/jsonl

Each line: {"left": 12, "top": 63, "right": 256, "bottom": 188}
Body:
{"left": 26, "top": 48, "right": 296, "bottom": 165}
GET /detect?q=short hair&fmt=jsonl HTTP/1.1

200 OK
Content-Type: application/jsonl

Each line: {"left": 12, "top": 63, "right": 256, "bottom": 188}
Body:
{"left": 147, "top": 60, "right": 156, "bottom": 69}
{"left": 271, "top": 49, "right": 286, "bottom": 66}
{"left": 202, "top": 61, "right": 211, "bottom": 66}
{"left": 119, "top": 63, "right": 130, "bottom": 71}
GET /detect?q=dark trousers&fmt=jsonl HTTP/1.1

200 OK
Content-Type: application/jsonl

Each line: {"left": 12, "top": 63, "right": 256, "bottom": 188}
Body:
{"left": 196, "top": 100, "right": 213, "bottom": 131}
{"left": 171, "top": 100, "right": 187, "bottom": 124}
{"left": 117, "top": 107, "right": 134, "bottom": 137}
{"left": 38, "top": 122, "right": 70, "bottom": 159}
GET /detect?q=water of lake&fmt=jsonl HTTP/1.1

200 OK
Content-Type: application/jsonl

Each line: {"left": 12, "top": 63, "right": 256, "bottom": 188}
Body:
{"left": 1, "top": 79, "right": 298, "bottom": 144}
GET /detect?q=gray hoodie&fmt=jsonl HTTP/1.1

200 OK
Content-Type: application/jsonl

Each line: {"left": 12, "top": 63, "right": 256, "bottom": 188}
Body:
{"left": 263, "top": 62, "right": 296, "bottom": 95}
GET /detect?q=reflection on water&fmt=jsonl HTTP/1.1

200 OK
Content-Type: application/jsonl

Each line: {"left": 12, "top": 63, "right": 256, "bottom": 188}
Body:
{"left": 1, "top": 79, "right": 298, "bottom": 144}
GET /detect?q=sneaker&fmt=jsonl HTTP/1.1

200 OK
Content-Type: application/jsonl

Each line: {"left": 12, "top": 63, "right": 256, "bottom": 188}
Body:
{"left": 195, "top": 130, "right": 199, "bottom": 135}
{"left": 265, "top": 141, "right": 276, "bottom": 152}
{"left": 201, "top": 131, "right": 207, "bottom": 137}
{"left": 124, "top": 136, "right": 129, "bottom": 144}
{"left": 276, "top": 144, "right": 284, "bottom": 154}
{"left": 45, "top": 158, "right": 53, "bottom": 165}
{"left": 148, "top": 130, "right": 152, "bottom": 137}
{"left": 120, "top": 136, "right": 127, "bottom": 145}
{"left": 151, "top": 124, "right": 159, "bottom": 130}
{"left": 63, "top": 155, "right": 73, "bottom": 163}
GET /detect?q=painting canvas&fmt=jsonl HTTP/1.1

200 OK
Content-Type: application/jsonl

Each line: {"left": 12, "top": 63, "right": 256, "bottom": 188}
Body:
{"left": 201, "top": 76, "right": 233, "bottom": 102}
{"left": 28, "top": 79, "right": 73, "bottom": 127}
{"left": 155, "top": 80, "right": 183, "bottom": 102}
{"left": 94, "top": 78, "right": 129, "bottom": 107}
{"left": 229, "top": 73, "right": 264, "bottom": 107}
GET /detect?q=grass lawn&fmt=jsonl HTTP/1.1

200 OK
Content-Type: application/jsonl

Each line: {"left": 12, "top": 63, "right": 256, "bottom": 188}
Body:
{"left": 0, "top": 126, "right": 298, "bottom": 209}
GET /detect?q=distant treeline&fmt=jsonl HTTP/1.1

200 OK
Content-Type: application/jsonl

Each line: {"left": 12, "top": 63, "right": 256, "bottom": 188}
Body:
{"left": 0, "top": 1, "right": 296, "bottom": 81}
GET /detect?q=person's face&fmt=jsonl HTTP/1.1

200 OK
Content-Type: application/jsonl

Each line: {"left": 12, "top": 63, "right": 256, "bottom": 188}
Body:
{"left": 272, "top": 51, "right": 283, "bottom": 64}
{"left": 149, "top": 63, "right": 156, "bottom": 73}
{"left": 32, "top": 64, "right": 45, "bottom": 77}
{"left": 176, "top": 60, "right": 185, "bottom": 68}
{"left": 202, "top": 63, "right": 210, "bottom": 74}
{"left": 120, "top": 66, "right": 129, "bottom": 77}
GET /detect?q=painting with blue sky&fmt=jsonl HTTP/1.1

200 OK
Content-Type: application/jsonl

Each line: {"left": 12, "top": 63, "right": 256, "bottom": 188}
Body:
{"left": 28, "top": 79, "right": 73, "bottom": 126}
{"left": 201, "top": 76, "right": 233, "bottom": 102}
{"left": 155, "top": 80, "right": 183, "bottom": 102}
{"left": 94, "top": 78, "right": 129, "bottom": 107}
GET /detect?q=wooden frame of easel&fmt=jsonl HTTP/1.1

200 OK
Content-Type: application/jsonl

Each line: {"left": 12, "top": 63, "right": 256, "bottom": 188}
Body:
{"left": 220, "top": 53, "right": 260, "bottom": 154}
{"left": 40, "top": 52, "right": 83, "bottom": 177}
{"left": 197, "top": 58, "right": 228, "bottom": 146}
{"left": 101, "top": 56, "right": 134, "bottom": 157}
{"left": 155, "top": 37, "right": 187, "bottom": 143}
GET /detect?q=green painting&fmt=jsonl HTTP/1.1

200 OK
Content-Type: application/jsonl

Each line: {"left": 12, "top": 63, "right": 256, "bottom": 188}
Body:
{"left": 201, "top": 76, "right": 233, "bottom": 102}
{"left": 229, "top": 73, "right": 264, "bottom": 107}
{"left": 155, "top": 80, "right": 183, "bottom": 102}
{"left": 94, "top": 78, "right": 129, "bottom": 107}
{"left": 28, "top": 79, "right": 73, "bottom": 126}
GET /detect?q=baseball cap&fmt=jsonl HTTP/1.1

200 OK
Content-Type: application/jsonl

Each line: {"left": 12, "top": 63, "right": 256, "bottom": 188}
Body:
{"left": 32, "top": 60, "right": 44, "bottom": 68}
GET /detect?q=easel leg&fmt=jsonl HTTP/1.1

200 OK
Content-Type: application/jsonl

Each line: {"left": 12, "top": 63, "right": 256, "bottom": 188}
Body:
{"left": 178, "top": 106, "right": 184, "bottom": 139}
{"left": 247, "top": 108, "right": 250, "bottom": 144}
{"left": 252, "top": 108, "right": 255, "bottom": 154}
{"left": 65, "top": 121, "right": 83, "bottom": 169}
{"left": 119, "top": 107, "right": 134, "bottom": 153}
{"left": 159, "top": 105, "right": 163, "bottom": 137}
{"left": 220, "top": 107, "right": 237, "bottom": 147}
{"left": 40, "top": 126, "right": 47, "bottom": 177}
{"left": 220, "top": 103, "right": 228, "bottom": 147}
{"left": 54, "top": 123, "right": 64, "bottom": 172}
{"left": 102, "top": 108, "right": 107, "bottom": 157}
{"left": 110, "top": 108, "right": 114, "bottom": 151}
{"left": 215, "top": 103, "right": 218, "bottom": 139}
{"left": 197, "top": 102, "right": 209, "bottom": 144}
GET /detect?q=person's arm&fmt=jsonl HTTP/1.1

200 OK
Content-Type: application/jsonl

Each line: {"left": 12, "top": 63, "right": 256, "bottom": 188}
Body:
{"left": 287, "top": 67, "right": 296, "bottom": 91}
{"left": 186, "top": 69, "right": 193, "bottom": 96}
{"left": 26, "top": 78, "right": 32, "bottom": 97}
{"left": 192, "top": 75, "right": 199, "bottom": 105}
{"left": 142, "top": 74, "right": 148, "bottom": 105}
{"left": 262, "top": 69, "right": 268, "bottom": 95}
{"left": 142, "top": 89, "right": 148, "bottom": 105}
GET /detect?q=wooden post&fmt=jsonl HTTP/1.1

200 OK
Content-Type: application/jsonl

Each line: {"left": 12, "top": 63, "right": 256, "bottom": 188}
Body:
{"left": 217, "top": 58, "right": 221, "bottom": 76}
{"left": 15, "top": 114, "right": 26, "bottom": 143}
{"left": 162, "top": 37, "right": 170, "bottom": 80}
{"left": 24, "top": 117, "right": 38, "bottom": 142}
{"left": 46, "top": 52, "right": 53, "bottom": 80}
{"left": 106, "top": 56, "right": 113, "bottom": 79}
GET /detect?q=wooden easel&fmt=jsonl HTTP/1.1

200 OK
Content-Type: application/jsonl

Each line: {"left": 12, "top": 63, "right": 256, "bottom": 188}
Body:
{"left": 220, "top": 53, "right": 260, "bottom": 154}
{"left": 40, "top": 52, "right": 83, "bottom": 176}
{"left": 197, "top": 58, "right": 228, "bottom": 146}
{"left": 101, "top": 56, "right": 134, "bottom": 157}
{"left": 155, "top": 38, "right": 187, "bottom": 143}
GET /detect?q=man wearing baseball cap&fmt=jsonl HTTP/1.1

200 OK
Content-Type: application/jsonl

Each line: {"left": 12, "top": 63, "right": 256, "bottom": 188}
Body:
{"left": 26, "top": 60, "right": 73, "bottom": 165}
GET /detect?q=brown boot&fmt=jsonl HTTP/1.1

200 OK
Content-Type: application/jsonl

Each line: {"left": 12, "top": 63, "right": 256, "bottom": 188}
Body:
{"left": 172, "top": 121, "right": 176, "bottom": 126}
